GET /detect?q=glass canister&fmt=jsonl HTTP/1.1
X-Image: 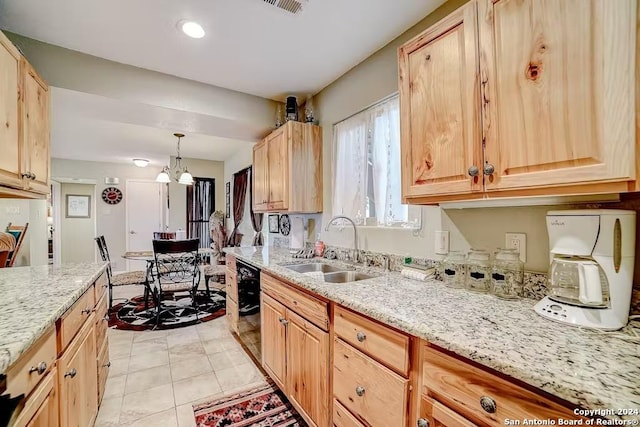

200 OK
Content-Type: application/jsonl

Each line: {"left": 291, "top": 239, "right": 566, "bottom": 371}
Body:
{"left": 491, "top": 248, "right": 524, "bottom": 299}
{"left": 441, "top": 251, "right": 466, "bottom": 288}
{"left": 465, "top": 249, "right": 491, "bottom": 293}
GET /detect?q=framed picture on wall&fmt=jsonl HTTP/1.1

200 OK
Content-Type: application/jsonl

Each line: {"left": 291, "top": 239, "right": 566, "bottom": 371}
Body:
{"left": 225, "top": 182, "right": 231, "bottom": 218}
{"left": 268, "top": 214, "right": 280, "bottom": 233}
{"left": 66, "top": 194, "right": 91, "bottom": 218}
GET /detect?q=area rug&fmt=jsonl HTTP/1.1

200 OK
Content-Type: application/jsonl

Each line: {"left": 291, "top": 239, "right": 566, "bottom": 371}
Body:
{"left": 193, "top": 382, "right": 307, "bottom": 427}
{"left": 109, "top": 289, "right": 226, "bottom": 331}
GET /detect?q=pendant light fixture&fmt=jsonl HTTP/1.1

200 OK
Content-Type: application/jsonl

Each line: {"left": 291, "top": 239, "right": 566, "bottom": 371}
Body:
{"left": 156, "top": 133, "right": 194, "bottom": 185}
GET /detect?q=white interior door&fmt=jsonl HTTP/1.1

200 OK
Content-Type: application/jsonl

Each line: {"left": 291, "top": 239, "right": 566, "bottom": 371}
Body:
{"left": 126, "top": 180, "right": 163, "bottom": 271}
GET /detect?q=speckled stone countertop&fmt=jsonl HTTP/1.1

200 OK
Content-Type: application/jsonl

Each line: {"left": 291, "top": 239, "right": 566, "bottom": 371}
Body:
{"left": 225, "top": 246, "right": 640, "bottom": 418}
{"left": 0, "top": 262, "right": 108, "bottom": 374}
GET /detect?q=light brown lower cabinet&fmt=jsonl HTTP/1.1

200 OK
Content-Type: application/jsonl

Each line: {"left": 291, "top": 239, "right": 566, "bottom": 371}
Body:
{"left": 12, "top": 367, "right": 58, "bottom": 427}
{"left": 58, "top": 314, "right": 98, "bottom": 427}
{"left": 261, "top": 293, "right": 287, "bottom": 390}
{"left": 419, "top": 396, "right": 477, "bottom": 427}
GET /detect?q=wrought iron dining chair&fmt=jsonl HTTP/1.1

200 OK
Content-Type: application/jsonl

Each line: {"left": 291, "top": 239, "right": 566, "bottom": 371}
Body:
{"left": 153, "top": 232, "right": 176, "bottom": 240}
{"left": 152, "top": 238, "right": 201, "bottom": 325}
{"left": 95, "top": 235, "right": 152, "bottom": 310}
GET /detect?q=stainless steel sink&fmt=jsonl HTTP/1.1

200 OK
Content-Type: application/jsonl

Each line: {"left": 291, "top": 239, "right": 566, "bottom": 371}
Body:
{"left": 323, "top": 271, "right": 376, "bottom": 283}
{"left": 283, "top": 263, "right": 345, "bottom": 274}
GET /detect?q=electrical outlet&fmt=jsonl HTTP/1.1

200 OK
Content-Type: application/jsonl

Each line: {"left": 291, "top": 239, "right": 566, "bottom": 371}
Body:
{"left": 434, "top": 230, "right": 449, "bottom": 255}
{"left": 505, "top": 233, "right": 526, "bottom": 262}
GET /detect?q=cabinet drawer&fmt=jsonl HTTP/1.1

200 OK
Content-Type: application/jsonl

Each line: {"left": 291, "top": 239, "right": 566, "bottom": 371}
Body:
{"left": 93, "top": 273, "right": 107, "bottom": 306}
{"left": 333, "top": 399, "right": 365, "bottom": 427}
{"left": 420, "top": 395, "right": 478, "bottom": 427}
{"left": 226, "top": 270, "right": 238, "bottom": 302}
{"left": 226, "top": 297, "right": 239, "bottom": 334}
{"left": 97, "top": 339, "right": 109, "bottom": 404}
{"left": 225, "top": 254, "right": 236, "bottom": 272}
{"left": 94, "top": 293, "right": 108, "bottom": 352}
{"left": 12, "top": 366, "right": 58, "bottom": 427}
{"left": 261, "top": 273, "right": 328, "bottom": 331}
{"left": 57, "top": 287, "right": 95, "bottom": 354}
{"left": 6, "top": 327, "right": 56, "bottom": 399}
{"left": 422, "top": 345, "right": 581, "bottom": 426}
{"left": 334, "top": 306, "right": 409, "bottom": 376}
{"left": 333, "top": 339, "right": 409, "bottom": 427}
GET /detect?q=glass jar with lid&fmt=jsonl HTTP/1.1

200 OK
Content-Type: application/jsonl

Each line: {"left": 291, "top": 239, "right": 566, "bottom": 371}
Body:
{"left": 465, "top": 249, "right": 491, "bottom": 293}
{"left": 441, "top": 251, "right": 466, "bottom": 288}
{"left": 491, "top": 248, "right": 524, "bottom": 299}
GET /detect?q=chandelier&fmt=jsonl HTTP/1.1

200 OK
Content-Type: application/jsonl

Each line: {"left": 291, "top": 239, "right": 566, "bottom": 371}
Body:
{"left": 156, "top": 133, "right": 194, "bottom": 185}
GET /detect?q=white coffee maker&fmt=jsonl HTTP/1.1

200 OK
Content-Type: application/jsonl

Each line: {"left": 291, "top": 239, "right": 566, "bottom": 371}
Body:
{"left": 534, "top": 209, "right": 636, "bottom": 330}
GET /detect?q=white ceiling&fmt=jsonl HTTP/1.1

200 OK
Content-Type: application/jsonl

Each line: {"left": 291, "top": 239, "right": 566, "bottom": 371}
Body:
{"left": 51, "top": 88, "right": 256, "bottom": 166}
{"left": 0, "top": 0, "right": 446, "bottom": 100}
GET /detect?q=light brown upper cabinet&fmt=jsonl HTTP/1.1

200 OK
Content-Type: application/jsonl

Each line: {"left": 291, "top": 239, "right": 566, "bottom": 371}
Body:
{"left": 252, "top": 121, "right": 322, "bottom": 213}
{"left": 0, "top": 30, "right": 50, "bottom": 198}
{"left": 399, "top": 0, "right": 638, "bottom": 204}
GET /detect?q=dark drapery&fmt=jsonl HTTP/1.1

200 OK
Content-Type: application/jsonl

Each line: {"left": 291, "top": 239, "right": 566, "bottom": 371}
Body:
{"left": 248, "top": 167, "right": 264, "bottom": 245}
{"left": 186, "top": 178, "right": 215, "bottom": 251}
{"left": 228, "top": 168, "right": 249, "bottom": 247}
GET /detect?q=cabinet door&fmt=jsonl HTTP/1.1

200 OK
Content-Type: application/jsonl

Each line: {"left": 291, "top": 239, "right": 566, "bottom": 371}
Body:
{"left": 420, "top": 396, "right": 477, "bottom": 427}
{"left": 398, "top": 1, "right": 482, "bottom": 199}
{"left": 0, "top": 32, "right": 25, "bottom": 189}
{"left": 260, "top": 293, "right": 287, "bottom": 390}
{"left": 13, "top": 367, "right": 59, "bottom": 427}
{"left": 58, "top": 318, "right": 98, "bottom": 427}
{"left": 479, "top": 0, "right": 637, "bottom": 191}
{"left": 266, "top": 127, "right": 288, "bottom": 210}
{"left": 253, "top": 140, "right": 269, "bottom": 211}
{"left": 21, "top": 59, "right": 49, "bottom": 194}
{"left": 286, "top": 310, "right": 329, "bottom": 427}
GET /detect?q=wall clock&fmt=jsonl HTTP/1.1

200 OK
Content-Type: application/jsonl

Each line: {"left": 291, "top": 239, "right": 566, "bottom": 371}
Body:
{"left": 279, "top": 214, "right": 291, "bottom": 236}
{"left": 101, "top": 187, "right": 123, "bottom": 205}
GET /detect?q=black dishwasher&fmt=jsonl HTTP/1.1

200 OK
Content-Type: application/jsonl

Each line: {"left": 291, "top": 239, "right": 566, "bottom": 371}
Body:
{"left": 235, "top": 260, "right": 261, "bottom": 361}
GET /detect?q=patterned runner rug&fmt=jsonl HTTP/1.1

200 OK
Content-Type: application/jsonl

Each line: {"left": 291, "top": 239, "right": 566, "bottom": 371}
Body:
{"left": 193, "top": 382, "right": 307, "bottom": 427}
{"left": 108, "top": 289, "right": 226, "bottom": 331}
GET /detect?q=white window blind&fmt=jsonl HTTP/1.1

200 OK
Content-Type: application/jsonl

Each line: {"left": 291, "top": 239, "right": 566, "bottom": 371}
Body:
{"left": 332, "top": 95, "right": 412, "bottom": 226}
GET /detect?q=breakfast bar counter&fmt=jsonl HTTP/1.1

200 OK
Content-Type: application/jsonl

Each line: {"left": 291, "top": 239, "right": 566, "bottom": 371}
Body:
{"left": 0, "top": 262, "right": 108, "bottom": 374}
{"left": 225, "top": 246, "right": 640, "bottom": 419}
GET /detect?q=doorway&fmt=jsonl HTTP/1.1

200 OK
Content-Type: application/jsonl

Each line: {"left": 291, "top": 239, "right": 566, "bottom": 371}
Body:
{"left": 125, "top": 180, "right": 164, "bottom": 271}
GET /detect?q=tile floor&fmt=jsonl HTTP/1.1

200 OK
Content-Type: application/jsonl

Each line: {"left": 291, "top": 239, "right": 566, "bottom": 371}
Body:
{"left": 95, "top": 284, "right": 266, "bottom": 427}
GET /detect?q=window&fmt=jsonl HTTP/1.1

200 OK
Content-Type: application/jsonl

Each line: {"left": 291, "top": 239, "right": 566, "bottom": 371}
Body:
{"left": 332, "top": 95, "right": 414, "bottom": 226}
{"left": 186, "top": 178, "right": 215, "bottom": 250}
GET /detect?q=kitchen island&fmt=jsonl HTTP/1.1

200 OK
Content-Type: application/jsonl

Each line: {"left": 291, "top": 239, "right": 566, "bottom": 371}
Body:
{"left": 225, "top": 246, "right": 639, "bottom": 422}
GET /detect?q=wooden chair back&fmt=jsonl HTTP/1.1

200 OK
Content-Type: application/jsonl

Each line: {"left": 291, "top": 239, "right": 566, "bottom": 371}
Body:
{"left": 153, "top": 232, "right": 176, "bottom": 240}
{"left": 5, "top": 222, "right": 29, "bottom": 267}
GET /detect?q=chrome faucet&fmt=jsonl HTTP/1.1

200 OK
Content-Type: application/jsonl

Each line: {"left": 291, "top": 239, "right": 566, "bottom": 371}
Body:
{"left": 324, "top": 215, "right": 359, "bottom": 263}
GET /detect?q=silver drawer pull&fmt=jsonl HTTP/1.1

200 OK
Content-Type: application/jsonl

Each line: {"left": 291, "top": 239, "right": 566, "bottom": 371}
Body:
{"left": 28, "top": 361, "right": 47, "bottom": 375}
{"left": 480, "top": 395, "right": 497, "bottom": 413}
{"left": 103, "top": 315, "right": 109, "bottom": 322}
{"left": 355, "top": 386, "right": 365, "bottom": 397}
{"left": 81, "top": 307, "right": 96, "bottom": 315}
{"left": 417, "top": 419, "right": 430, "bottom": 427}
{"left": 103, "top": 361, "right": 111, "bottom": 368}
{"left": 64, "top": 368, "right": 77, "bottom": 379}
{"left": 278, "top": 317, "right": 289, "bottom": 326}
{"left": 356, "top": 331, "right": 366, "bottom": 342}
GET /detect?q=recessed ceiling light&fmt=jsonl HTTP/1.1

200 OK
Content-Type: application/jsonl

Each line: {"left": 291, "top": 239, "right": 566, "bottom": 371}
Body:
{"left": 180, "top": 21, "right": 205, "bottom": 39}
{"left": 133, "top": 159, "right": 149, "bottom": 168}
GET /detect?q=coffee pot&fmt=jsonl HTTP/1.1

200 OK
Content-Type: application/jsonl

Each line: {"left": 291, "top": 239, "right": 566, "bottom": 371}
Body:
{"left": 534, "top": 210, "right": 636, "bottom": 330}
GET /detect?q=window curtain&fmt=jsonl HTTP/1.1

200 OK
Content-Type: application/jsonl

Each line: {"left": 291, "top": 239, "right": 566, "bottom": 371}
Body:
{"left": 248, "top": 167, "right": 264, "bottom": 245}
{"left": 370, "top": 97, "right": 406, "bottom": 224}
{"left": 228, "top": 168, "right": 249, "bottom": 247}
{"left": 332, "top": 114, "right": 368, "bottom": 218}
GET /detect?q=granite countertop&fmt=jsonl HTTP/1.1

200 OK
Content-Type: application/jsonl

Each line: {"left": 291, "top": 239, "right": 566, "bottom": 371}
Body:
{"left": 0, "top": 262, "right": 108, "bottom": 374}
{"left": 225, "top": 246, "right": 640, "bottom": 418}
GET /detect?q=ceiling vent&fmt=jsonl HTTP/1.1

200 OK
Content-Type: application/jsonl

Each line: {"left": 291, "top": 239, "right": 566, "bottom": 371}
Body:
{"left": 262, "top": 0, "right": 307, "bottom": 15}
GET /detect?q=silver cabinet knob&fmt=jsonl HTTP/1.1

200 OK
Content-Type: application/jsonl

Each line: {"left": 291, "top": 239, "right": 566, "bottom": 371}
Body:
{"left": 30, "top": 173, "right": 36, "bottom": 180}
{"left": 103, "top": 315, "right": 109, "bottom": 322}
{"left": 64, "top": 368, "right": 77, "bottom": 379}
{"left": 467, "top": 166, "right": 479, "bottom": 177}
{"left": 417, "top": 419, "right": 430, "bottom": 427}
{"left": 480, "top": 395, "right": 497, "bottom": 413}
{"left": 483, "top": 163, "right": 495, "bottom": 176}
{"left": 278, "top": 317, "right": 288, "bottom": 326}
{"left": 355, "top": 386, "right": 365, "bottom": 396}
{"left": 28, "top": 361, "right": 47, "bottom": 375}
{"left": 356, "top": 332, "right": 366, "bottom": 342}
{"left": 103, "top": 361, "right": 111, "bottom": 368}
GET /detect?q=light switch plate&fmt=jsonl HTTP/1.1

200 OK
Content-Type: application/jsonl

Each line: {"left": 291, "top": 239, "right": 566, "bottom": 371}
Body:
{"left": 505, "top": 232, "right": 527, "bottom": 262}
{"left": 435, "top": 230, "right": 449, "bottom": 255}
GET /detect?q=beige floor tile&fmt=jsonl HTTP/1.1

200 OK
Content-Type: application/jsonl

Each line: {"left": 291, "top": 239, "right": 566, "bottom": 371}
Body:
{"left": 170, "top": 355, "right": 213, "bottom": 382}
{"left": 176, "top": 403, "right": 198, "bottom": 427}
{"left": 168, "top": 341, "right": 206, "bottom": 364}
{"left": 108, "top": 329, "right": 135, "bottom": 343}
{"left": 215, "top": 363, "right": 265, "bottom": 391}
{"left": 120, "top": 407, "right": 177, "bottom": 427}
{"left": 208, "top": 349, "right": 251, "bottom": 371}
{"left": 103, "top": 374, "right": 127, "bottom": 399}
{"left": 130, "top": 337, "right": 167, "bottom": 356}
{"left": 119, "top": 383, "right": 175, "bottom": 425}
{"left": 108, "top": 356, "right": 130, "bottom": 378}
{"left": 94, "top": 395, "right": 123, "bottom": 427}
{"left": 201, "top": 337, "right": 241, "bottom": 355}
{"left": 131, "top": 330, "right": 168, "bottom": 343}
{"left": 196, "top": 325, "right": 231, "bottom": 341}
{"left": 128, "top": 350, "right": 170, "bottom": 373}
{"left": 173, "top": 372, "right": 222, "bottom": 406}
{"left": 167, "top": 329, "right": 200, "bottom": 348}
{"left": 109, "top": 341, "right": 133, "bottom": 359}
{"left": 124, "top": 365, "right": 173, "bottom": 395}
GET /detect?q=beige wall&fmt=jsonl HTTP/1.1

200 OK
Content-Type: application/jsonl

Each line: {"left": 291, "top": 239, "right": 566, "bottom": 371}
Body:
{"left": 60, "top": 183, "right": 96, "bottom": 263}
{"left": 0, "top": 199, "right": 48, "bottom": 266}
